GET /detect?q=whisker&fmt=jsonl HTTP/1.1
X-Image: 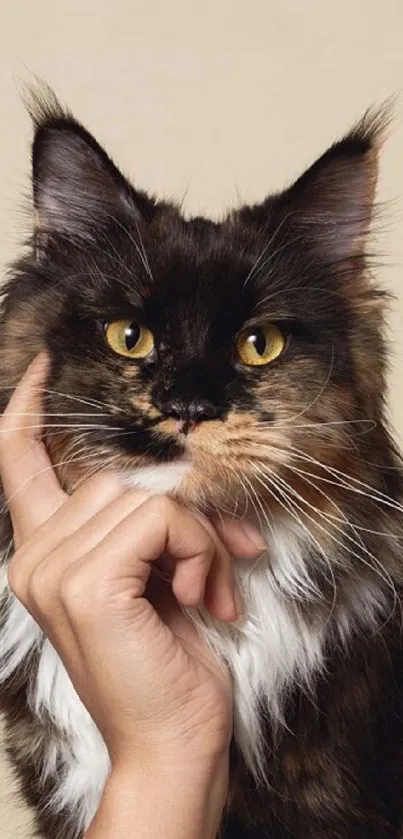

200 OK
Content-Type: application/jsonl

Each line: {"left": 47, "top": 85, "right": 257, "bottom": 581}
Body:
{"left": 255, "top": 418, "right": 377, "bottom": 433}
{"left": 250, "top": 233, "right": 305, "bottom": 287}
{"left": 276, "top": 345, "right": 334, "bottom": 427}
{"left": 0, "top": 384, "right": 122, "bottom": 413}
{"left": 3, "top": 412, "right": 113, "bottom": 418}
{"left": 286, "top": 445, "right": 403, "bottom": 514}
{"left": 0, "top": 425, "right": 124, "bottom": 437}
{"left": 242, "top": 213, "right": 294, "bottom": 290}
{"left": 246, "top": 440, "right": 403, "bottom": 515}
{"left": 251, "top": 462, "right": 336, "bottom": 607}
{"left": 0, "top": 449, "right": 106, "bottom": 515}
{"left": 253, "top": 462, "right": 398, "bottom": 604}
{"left": 282, "top": 462, "right": 399, "bottom": 539}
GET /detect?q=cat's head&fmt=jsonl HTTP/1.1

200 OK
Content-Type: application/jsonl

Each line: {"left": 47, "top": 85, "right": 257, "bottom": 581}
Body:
{"left": 0, "top": 88, "right": 391, "bottom": 534}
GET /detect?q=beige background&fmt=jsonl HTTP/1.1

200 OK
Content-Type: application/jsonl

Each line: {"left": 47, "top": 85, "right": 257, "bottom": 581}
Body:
{"left": 0, "top": 0, "right": 403, "bottom": 835}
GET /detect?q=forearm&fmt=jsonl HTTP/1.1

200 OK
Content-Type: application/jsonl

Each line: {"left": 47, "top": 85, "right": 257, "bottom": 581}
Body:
{"left": 83, "top": 759, "right": 229, "bottom": 839}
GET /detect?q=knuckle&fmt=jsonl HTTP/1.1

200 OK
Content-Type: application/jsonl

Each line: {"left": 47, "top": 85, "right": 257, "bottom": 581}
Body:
{"left": 127, "top": 488, "right": 152, "bottom": 507}
{"left": 25, "top": 566, "right": 51, "bottom": 611}
{"left": 189, "top": 550, "right": 212, "bottom": 577}
{"left": 143, "top": 493, "right": 173, "bottom": 520}
{"left": 81, "top": 471, "right": 122, "bottom": 498}
{"left": 59, "top": 566, "right": 96, "bottom": 622}
{"left": 59, "top": 567, "right": 85, "bottom": 605}
{"left": 193, "top": 518, "right": 216, "bottom": 555}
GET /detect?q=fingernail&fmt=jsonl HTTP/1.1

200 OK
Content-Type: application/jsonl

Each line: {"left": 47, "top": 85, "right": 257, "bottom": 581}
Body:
{"left": 240, "top": 521, "right": 267, "bottom": 553}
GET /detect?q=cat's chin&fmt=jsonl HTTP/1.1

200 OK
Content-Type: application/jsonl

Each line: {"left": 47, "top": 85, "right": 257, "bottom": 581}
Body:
{"left": 118, "top": 454, "right": 245, "bottom": 515}
{"left": 121, "top": 458, "right": 192, "bottom": 494}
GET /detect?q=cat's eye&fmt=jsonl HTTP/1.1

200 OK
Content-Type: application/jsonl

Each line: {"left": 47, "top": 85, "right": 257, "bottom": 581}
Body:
{"left": 236, "top": 323, "right": 286, "bottom": 366}
{"left": 104, "top": 319, "right": 154, "bottom": 359}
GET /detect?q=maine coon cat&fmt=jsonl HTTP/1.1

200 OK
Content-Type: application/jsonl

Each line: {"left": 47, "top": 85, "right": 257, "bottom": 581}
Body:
{"left": 0, "top": 87, "right": 403, "bottom": 839}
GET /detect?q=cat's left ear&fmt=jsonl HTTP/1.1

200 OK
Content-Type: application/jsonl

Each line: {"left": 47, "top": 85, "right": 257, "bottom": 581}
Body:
{"left": 251, "top": 105, "right": 390, "bottom": 264}
{"left": 26, "top": 85, "right": 155, "bottom": 243}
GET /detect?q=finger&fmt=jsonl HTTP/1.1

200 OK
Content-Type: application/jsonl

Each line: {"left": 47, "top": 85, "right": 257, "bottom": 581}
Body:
{"left": 203, "top": 548, "right": 241, "bottom": 622}
{"left": 158, "top": 509, "right": 239, "bottom": 621}
{"left": 43, "top": 487, "right": 152, "bottom": 571}
{"left": 0, "top": 353, "right": 65, "bottom": 543}
{"left": 183, "top": 514, "right": 240, "bottom": 622}
{"left": 210, "top": 514, "right": 266, "bottom": 559}
{"left": 12, "top": 485, "right": 151, "bottom": 607}
{"left": 56, "top": 495, "right": 238, "bottom": 624}
{"left": 7, "top": 471, "right": 128, "bottom": 601}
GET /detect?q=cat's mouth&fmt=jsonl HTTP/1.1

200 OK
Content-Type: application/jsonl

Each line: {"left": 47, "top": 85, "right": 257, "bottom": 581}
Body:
{"left": 47, "top": 411, "right": 254, "bottom": 514}
{"left": 135, "top": 416, "right": 250, "bottom": 510}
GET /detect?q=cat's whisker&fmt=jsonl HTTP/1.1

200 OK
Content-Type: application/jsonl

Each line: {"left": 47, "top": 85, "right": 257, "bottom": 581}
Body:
{"left": 252, "top": 462, "right": 398, "bottom": 607}
{"left": 0, "top": 424, "right": 123, "bottom": 434}
{"left": 82, "top": 246, "right": 143, "bottom": 300}
{"left": 0, "top": 384, "right": 122, "bottom": 413}
{"left": 251, "top": 233, "right": 305, "bottom": 286}
{"left": 276, "top": 345, "right": 335, "bottom": 427}
{"left": 255, "top": 283, "right": 350, "bottom": 309}
{"left": 272, "top": 464, "right": 372, "bottom": 560}
{"left": 3, "top": 412, "right": 113, "bottom": 419}
{"left": 254, "top": 473, "right": 390, "bottom": 623}
{"left": 91, "top": 222, "right": 153, "bottom": 297}
{"left": 0, "top": 449, "right": 106, "bottom": 515}
{"left": 229, "top": 465, "right": 287, "bottom": 585}
{"left": 34, "top": 387, "right": 124, "bottom": 412}
{"left": 282, "top": 462, "right": 400, "bottom": 539}
{"left": 227, "top": 463, "right": 266, "bottom": 529}
{"left": 242, "top": 212, "right": 293, "bottom": 289}
{"left": 91, "top": 228, "right": 138, "bottom": 277}
{"left": 246, "top": 440, "right": 403, "bottom": 515}
{"left": 250, "top": 462, "right": 336, "bottom": 605}
{"left": 285, "top": 444, "right": 403, "bottom": 514}
{"left": 116, "top": 215, "right": 154, "bottom": 283}
{"left": 255, "top": 418, "right": 377, "bottom": 432}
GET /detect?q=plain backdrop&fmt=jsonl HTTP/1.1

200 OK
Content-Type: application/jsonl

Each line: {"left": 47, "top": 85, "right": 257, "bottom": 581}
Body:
{"left": 0, "top": 1, "right": 403, "bottom": 836}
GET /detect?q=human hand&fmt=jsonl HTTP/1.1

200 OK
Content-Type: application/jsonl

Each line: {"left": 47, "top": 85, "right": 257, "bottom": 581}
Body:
{"left": 1, "top": 354, "right": 263, "bottom": 779}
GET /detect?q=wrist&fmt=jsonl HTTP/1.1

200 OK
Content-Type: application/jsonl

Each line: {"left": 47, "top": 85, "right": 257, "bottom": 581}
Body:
{"left": 111, "top": 739, "right": 230, "bottom": 781}
{"left": 84, "top": 751, "right": 229, "bottom": 839}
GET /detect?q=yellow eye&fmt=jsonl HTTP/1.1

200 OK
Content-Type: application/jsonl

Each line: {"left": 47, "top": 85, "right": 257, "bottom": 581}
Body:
{"left": 104, "top": 320, "right": 154, "bottom": 359}
{"left": 236, "top": 323, "right": 286, "bottom": 366}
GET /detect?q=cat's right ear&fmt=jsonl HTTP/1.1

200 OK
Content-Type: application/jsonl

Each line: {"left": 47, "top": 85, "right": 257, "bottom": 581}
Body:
{"left": 25, "top": 85, "right": 155, "bottom": 247}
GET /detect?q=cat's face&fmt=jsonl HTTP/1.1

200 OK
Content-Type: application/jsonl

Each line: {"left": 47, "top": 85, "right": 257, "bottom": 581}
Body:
{"left": 0, "top": 91, "right": 388, "bottom": 525}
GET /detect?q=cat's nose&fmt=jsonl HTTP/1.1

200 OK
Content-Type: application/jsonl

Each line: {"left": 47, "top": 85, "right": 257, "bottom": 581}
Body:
{"left": 152, "top": 393, "right": 220, "bottom": 422}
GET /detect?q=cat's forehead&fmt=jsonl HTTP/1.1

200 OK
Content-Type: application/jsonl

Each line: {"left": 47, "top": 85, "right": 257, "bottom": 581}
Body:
{"left": 101, "top": 212, "right": 262, "bottom": 314}
{"left": 75, "top": 207, "right": 343, "bottom": 332}
{"left": 147, "top": 212, "right": 257, "bottom": 279}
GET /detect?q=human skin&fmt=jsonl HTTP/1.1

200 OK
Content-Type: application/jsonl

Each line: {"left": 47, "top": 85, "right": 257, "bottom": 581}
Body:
{"left": 0, "top": 353, "right": 264, "bottom": 839}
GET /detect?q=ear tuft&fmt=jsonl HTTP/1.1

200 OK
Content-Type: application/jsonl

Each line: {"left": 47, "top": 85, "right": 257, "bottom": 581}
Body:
{"left": 347, "top": 98, "right": 394, "bottom": 153}
{"left": 22, "top": 81, "right": 154, "bottom": 244}
{"left": 281, "top": 100, "right": 394, "bottom": 263}
{"left": 20, "top": 78, "right": 69, "bottom": 127}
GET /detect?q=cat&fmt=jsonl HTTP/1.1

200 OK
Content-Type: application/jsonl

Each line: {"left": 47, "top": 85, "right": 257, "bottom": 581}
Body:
{"left": 0, "top": 85, "right": 403, "bottom": 839}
